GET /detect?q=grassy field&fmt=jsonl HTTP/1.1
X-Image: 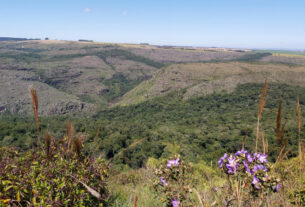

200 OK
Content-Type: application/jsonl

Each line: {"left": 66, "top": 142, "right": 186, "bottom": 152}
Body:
{"left": 256, "top": 50, "right": 305, "bottom": 57}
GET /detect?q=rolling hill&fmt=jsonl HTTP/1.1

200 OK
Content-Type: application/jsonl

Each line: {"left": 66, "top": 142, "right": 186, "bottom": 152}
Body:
{"left": 0, "top": 40, "right": 247, "bottom": 115}
{"left": 116, "top": 62, "right": 305, "bottom": 106}
{"left": 0, "top": 40, "right": 305, "bottom": 116}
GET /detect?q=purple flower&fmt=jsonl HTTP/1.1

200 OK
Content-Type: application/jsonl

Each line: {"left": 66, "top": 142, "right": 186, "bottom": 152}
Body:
{"left": 214, "top": 187, "right": 219, "bottom": 192}
{"left": 246, "top": 153, "right": 254, "bottom": 163}
{"left": 252, "top": 164, "right": 268, "bottom": 174}
{"left": 252, "top": 176, "right": 260, "bottom": 189}
{"left": 167, "top": 158, "right": 180, "bottom": 168}
{"left": 235, "top": 149, "right": 248, "bottom": 156}
{"left": 257, "top": 153, "right": 268, "bottom": 163}
{"left": 251, "top": 165, "right": 259, "bottom": 174}
{"left": 259, "top": 164, "right": 268, "bottom": 171}
{"left": 217, "top": 153, "right": 228, "bottom": 168}
{"left": 172, "top": 199, "right": 180, "bottom": 207}
{"left": 243, "top": 160, "right": 250, "bottom": 173}
{"left": 217, "top": 159, "right": 224, "bottom": 168}
{"left": 275, "top": 183, "right": 281, "bottom": 192}
{"left": 160, "top": 177, "right": 167, "bottom": 186}
{"left": 226, "top": 156, "right": 238, "bottom": 174}
{"left": 227, "top": 156, "right": 236, "bottom": 164}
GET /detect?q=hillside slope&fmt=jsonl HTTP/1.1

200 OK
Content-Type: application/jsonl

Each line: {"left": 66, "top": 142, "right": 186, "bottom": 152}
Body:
{"left": 1, "top": 40, "right": 305, "bottom": 114}
{"left": 0, "top": 40, "right": 248, "bottom": 114}
{"left": 117, "top": 62, "right": 305, "bottom": 106}
{"left": 0, "top": 41, "right": 162, "bottom": 114}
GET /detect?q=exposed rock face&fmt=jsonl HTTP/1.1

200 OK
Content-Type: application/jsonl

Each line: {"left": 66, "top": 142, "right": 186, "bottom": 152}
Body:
{"left": 0, "top": 106, "right": 7, "bottom": 114}
{"left": 47, "top": 101, "right": 90, "bottom": 115}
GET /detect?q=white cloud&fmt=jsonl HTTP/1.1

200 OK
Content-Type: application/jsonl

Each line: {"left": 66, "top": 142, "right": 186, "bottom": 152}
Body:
{"left": 84, "top": 8, "right": 91, "bottom": 13}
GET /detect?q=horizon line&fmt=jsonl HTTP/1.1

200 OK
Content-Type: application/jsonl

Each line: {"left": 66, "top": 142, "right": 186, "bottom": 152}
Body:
{"left": 1, "top": 36, "right": 305, "bottom": 52}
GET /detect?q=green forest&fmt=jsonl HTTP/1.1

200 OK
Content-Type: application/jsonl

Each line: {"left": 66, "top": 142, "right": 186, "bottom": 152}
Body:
{"left": 1, "top": 83, "right": 304, "bottom": 168}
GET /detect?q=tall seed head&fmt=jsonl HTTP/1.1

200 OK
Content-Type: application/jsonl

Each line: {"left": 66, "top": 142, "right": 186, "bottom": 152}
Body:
{"left": 258, "top": 79, "right": 268, "bottom": 119}
{"left": 30, "top": 86, "right": 40, "bottom": 152}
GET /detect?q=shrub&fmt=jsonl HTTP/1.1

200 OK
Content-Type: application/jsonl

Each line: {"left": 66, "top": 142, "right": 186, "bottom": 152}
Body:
{"left": 217, "top": 149, "right": 281, "bottom": 206}
{"left": 0, "top": 137, "right": 110, "bottom": 206}
{"left": 154, "top": 156, "right": 195, "bottom": 207}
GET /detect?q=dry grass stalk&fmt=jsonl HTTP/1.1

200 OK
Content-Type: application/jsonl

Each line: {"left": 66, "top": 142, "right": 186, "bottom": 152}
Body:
{"left": 192, "top": 188, "right": 203, "bottom": 207}
{"left": 134, "top": 195, "right": 138, "bottom": 207}
{"left": 266, "top": 137, "right": 269, "bottom": 154}
{"left": 44, "top": 132, "right": 51, "bottom": 157}
{"left": 72, "top": 135, "right": 86, "bottom": 157}
{"left": 262, "top": 132, "right": 266, "bottom": 154}
{"left": 301, "top": 142, "right": 305, "bottom": 161}
{"left": 69, "top": 174, "right": 101, "bottom": 199}
{"left": 242, "top": 136, "right": 246, "bottom": 150}
{"left": 118, "top": 138, "right": 145, "bottom": 157}
{"left": 66, "top": 121, "right": 74, "bottom": 150}
{"left": 128, "top": 138, "right": 145, "bottom": 149}
{"left": 30, "top": 87, "right": 40, "bottom": 152}
{"left": 276, "top": 139, "right": 289, "bottom": 163}
{"left": 241, "top": 129, "right": 247, "bottom": 150}
{"left": 235, "top": 180, "right": 243, "bottom": 207}
{"left": 263, "top": 135, "right": 268, "bottom": 155}
{"left": 275, "top": 100, "right": 288, "bottom": 162}
{"left": 115, "top": 138, "right": 146, "bottom": 163}
{"left": 258, "top": 79, "right": 268, "bottom": 119}
{"left": 94, "top": 126, "right": 101, "bottom": 143}
{"left": 94, "top": 126, "right": 102, "bottom": 152}
{"left": 297, "top": 97, "right": 301, "bottom": 152}
{"left": 72, "top": 138, "right": 82, "bottom": 156}
{"left": 276, "top": 100, "right": 283, "bottom": 144}
{"left": 256, "top": 79, "right": 268, "bottom": 152}
{"left": 297, "top": 97, "right": 303, "bottom": 173}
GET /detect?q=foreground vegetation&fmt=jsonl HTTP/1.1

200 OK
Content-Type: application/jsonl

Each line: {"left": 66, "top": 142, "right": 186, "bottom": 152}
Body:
{"left": 0, "top": 139, "right": 304, "bottom": 206}
{"left": 0, "top": 82, "right": 305, "bottom": 206}
{"left": 0, "top": 143, "right": 109, "bottom": 206}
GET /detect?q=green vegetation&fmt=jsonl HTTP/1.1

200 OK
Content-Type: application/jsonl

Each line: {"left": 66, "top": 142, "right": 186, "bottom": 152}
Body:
{"left": 96, "top": 49, "right": 165, "bottom": 69}
{"left": 49, "top": 49, "right": 165, "bottom": 69}
{"left": 0, "top": 138, "right": 110, "bottom": 206}
{"left": 1, "top": 140, "right": 304, "bottom": 206}
{"left": 154, "top": 156, "right": 195, "bottom": 206}
{"left": 116, "top": 61, "right": 305, "bottom": 106}
{"left": 1, "top": 83, "right": 305, "bottom": 168}
{"left": 235, "top": 52, "right": 272, "bottom": 62}
{"left": 0, "top": 52, "right": 41, "bottom": 63}
{"left": 256, "top": 50, "right": 305, "bottom": 56}
{"left": 102, "top": 73, "right": 144, "bottom": 101}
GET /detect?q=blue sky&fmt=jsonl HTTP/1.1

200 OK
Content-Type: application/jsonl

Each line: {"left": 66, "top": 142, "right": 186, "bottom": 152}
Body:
{"left": 1, "top": 0, "right": 305, "bottom": 49}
